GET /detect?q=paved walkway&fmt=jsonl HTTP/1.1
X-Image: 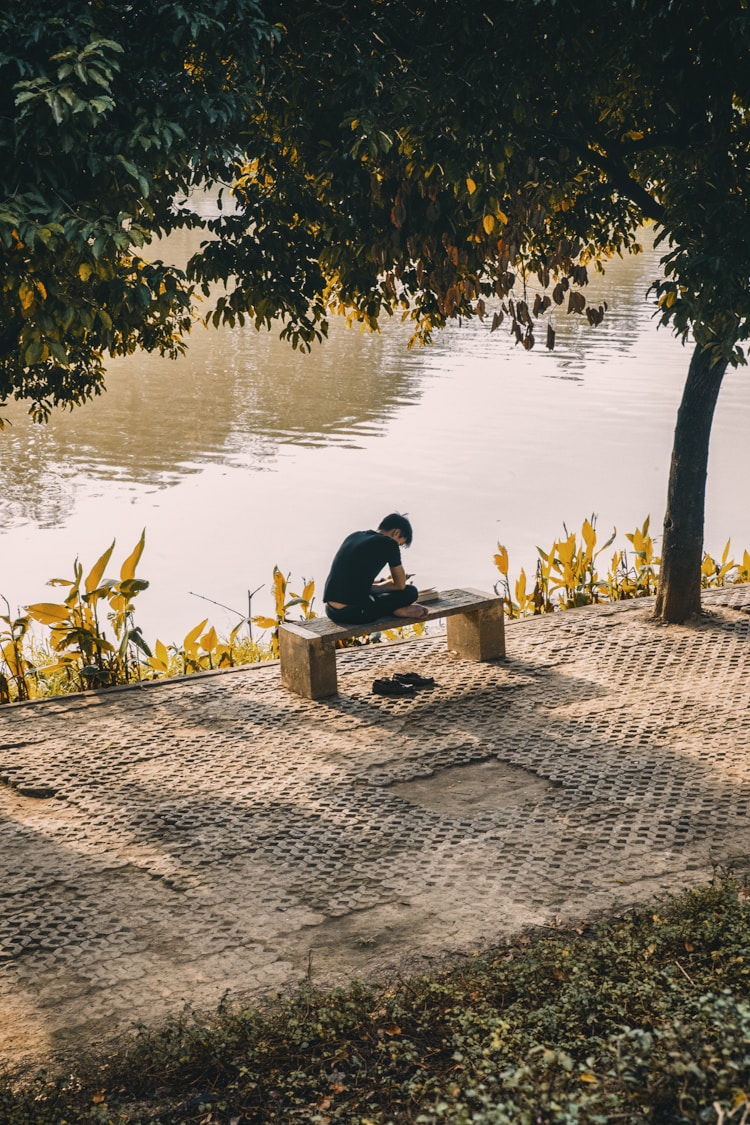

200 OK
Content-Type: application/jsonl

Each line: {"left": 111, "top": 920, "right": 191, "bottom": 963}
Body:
{"left": 1, "top": 587, "right": 750, "bottom": 1072}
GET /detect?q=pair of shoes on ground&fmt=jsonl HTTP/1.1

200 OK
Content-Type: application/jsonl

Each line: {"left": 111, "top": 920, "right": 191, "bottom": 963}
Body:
{"left": 372, "top": 671, "right": 437, "bottom": 697}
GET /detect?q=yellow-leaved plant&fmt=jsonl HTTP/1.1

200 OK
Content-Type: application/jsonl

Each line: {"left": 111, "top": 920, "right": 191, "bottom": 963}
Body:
{"left": 252, "top": 566, "right": 316, "bottom": 657}
{"left": 495, "top": 516, "right": 750, "bottom": 619}
{"left": 25, "top": 531, "right": 151, "bottom": 691}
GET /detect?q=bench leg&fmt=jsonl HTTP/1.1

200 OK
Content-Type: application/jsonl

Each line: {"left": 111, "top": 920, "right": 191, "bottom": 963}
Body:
{"left": 446, "top": 604, "right": 505, "bottom": 661}
{"left": 279, "top": 629, "right": 338, "bottom": 699}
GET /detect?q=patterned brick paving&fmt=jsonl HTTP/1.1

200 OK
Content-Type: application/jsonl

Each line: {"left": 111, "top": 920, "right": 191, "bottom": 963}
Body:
{"left": 1, "top": 588, "right": 749, "bottom": 1070}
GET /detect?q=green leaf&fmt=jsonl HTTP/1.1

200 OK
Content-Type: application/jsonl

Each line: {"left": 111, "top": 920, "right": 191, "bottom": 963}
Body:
{"left": 23, "top": 339, "right": 44, "bottom": 366}
{"left": 89, "top": 96, "right": 115, "bottom": 114}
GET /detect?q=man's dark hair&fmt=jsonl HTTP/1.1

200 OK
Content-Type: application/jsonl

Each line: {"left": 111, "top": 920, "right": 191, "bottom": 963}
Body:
{"left": 378, "top": 512, "right": 413, "bottom": 546}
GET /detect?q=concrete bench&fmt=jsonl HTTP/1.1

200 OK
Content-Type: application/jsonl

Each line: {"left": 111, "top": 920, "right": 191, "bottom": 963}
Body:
{"left": 279, "top": 587, "right": 505, "bottom": 699}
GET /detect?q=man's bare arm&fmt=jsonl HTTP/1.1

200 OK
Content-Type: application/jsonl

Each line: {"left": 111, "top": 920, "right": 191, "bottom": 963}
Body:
{"left": 372, "top": 564, "right": 408, "bottom": 592}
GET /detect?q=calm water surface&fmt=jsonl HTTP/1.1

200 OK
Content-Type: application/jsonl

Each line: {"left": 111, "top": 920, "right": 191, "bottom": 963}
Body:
{"left": 1, "top": 228, "right": 748, "bottom": 641}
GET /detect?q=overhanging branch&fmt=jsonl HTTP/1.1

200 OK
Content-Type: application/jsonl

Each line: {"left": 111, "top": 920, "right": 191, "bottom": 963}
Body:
{"left": 581, "top": 145, "right": 666, "bottom": 224}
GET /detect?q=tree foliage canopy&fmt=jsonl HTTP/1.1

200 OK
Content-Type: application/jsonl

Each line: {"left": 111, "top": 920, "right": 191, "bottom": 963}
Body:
{"left": 1, "top": 0, "right": 749, "bottom": 419}
{"left": 224, "top": 0, "right": 749, "bottom": 358}
{"left": 0, "top": 0, "right": 275, "bottom": 417}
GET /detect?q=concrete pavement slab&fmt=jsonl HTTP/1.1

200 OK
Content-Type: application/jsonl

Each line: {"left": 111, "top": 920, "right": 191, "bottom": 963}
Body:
{"left": 1, "top": 588, "right": 749, "bottom": 1072}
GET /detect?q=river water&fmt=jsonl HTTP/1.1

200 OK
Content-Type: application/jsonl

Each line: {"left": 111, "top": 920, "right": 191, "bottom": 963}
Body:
{"left": 1, "top": 224, "right": 748, "bottom": 643}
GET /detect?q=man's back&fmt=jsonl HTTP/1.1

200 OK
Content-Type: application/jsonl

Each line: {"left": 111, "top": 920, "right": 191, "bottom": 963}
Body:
{"left": 323, "top": 529, "right": 401, "bottom": 605}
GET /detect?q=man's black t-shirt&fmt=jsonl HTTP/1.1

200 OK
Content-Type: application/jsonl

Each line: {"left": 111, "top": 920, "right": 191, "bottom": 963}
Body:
{"left": 323, "top": 530, "right": 402, "bottom": 605}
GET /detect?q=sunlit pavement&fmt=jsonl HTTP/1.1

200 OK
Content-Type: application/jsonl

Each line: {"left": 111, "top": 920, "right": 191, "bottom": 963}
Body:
{"left": 1, "top": 586, "right": 750, "bottom": 1071}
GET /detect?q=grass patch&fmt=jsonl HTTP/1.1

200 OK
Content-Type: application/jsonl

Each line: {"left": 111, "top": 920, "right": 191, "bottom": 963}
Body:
{"left": 2, "top": 876, "right": 750, "bottom": 1123}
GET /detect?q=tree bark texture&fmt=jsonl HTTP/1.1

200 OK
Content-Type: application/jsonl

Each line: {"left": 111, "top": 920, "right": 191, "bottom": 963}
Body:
{"left": 654, "top": 343, "right": 728, "bottom": 623}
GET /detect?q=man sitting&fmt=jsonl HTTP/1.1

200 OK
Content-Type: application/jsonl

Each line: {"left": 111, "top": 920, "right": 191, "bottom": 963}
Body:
{"left": 323, "top": 513, "right": 428, "bottom": 625}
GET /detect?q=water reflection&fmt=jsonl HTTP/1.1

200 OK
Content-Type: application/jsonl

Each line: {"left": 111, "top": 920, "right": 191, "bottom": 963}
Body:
{"left": 4, "top": 224, "right": 746, "bottom": 643}
{"left": 222, "top": 318, "right": 423, "bottom": 447}
{"left": 0, "top": 226, "right": 663, "bottom": 529}
{"left": 0, "top": 314, "right": 426, "bottom": 528}
{"left": 547, "top": 244, "right": 664, "bottom": 376}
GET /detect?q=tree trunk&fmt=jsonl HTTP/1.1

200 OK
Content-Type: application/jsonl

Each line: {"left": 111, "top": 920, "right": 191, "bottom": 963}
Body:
{"left": 654, "top": 342, "right": 728, "bottom": 623}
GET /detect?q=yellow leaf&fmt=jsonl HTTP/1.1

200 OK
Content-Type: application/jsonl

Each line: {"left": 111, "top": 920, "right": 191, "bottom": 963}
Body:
{"left": 37, "top": 659, "right": 73, "bottom": 676}
{"left": 482, "top": 214, "right": 495, "bottom": 234}
{"left": 466, "top": 177, "right": 477, "bottom": 194}
{"left": 34, "top": 279, "right": 47, "bottom": 300}
{"left": 581, "top": 519, "right": 596, "bottom": 556}
{"left": 78, "top": 262, "right": 93, "bottom": 282}
{"left": 272, "top": 566, "right": 286, "bottom": 614}
{"left": 18, "top": 282, "right": 35, "bottom": 311}
{"left": 2, "top": 642, "right": 22, "bottom": 677}
{"left": 155, "top": 639, "right": 170, "bottom": 668}
{"left": 25, "top": 602, "right": 70, "bottom": 625}
{"left": 200, "top": 626, "right": 218, "bottom": 652}
{"left": 252, "top": 616, "right": 278, "bottom": 630}
{"left": 557, "top": 533, "right": 576, "bottom": 567}
{"left": 183, "top": 619, "right": 208, "bottom": 649}
{"left": 120, "top": 529, "right": 146, "bottom": 582}
{"left": 580, "top": 1073, "right": 597, "bottom": 1084}
{"left": 85, "top": 541, "right": 115, "bottom": 594}
{"left": 494, "top": 544, "right": 509, "bottom": 576}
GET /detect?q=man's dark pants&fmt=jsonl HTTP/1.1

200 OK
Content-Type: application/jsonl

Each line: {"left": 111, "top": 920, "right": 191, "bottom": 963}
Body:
{"left": 325, "top": 585, "right": 419, "bottom": 625}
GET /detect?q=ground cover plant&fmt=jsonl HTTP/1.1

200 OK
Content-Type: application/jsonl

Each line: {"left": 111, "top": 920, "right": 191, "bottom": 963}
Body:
{"left": 0, "top": 876, "right": 749, "bottom": 1123}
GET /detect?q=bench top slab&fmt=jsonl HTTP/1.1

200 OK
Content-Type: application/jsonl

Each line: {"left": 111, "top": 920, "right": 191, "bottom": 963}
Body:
{"left": 279, "top": 587, "right": 503, "bottom": 644}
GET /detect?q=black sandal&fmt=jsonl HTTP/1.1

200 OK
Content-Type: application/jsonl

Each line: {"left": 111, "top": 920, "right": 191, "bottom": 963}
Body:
{"left": 372, "top": 678, "right": 415, "bottom": 697}
{"left": 393, "top": 672, "right": 436, "bottom": 688}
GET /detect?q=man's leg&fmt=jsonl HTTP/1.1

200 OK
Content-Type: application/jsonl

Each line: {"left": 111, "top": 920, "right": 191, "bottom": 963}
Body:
{"left": 325, "top": 586, "right": 425, "bottom": 625}
{"left": 325, "top": 601, "right": 378, "bottom": 625}
{"left": 371, "top": 585, "right": 427, "bottom": 619}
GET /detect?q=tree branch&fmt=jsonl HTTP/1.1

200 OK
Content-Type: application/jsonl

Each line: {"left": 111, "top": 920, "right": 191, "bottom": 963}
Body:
{"left": 576, "top": 142, "right": 666, "bottom": 224}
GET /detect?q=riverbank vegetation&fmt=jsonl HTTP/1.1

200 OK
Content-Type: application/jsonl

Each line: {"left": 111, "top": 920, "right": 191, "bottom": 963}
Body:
{"left": 1, "top": 518, "right": 748, "bottom": 704}
{"left": 0, "top": 533, "right": 301, "bottom": 703}
{"left": 0, "top": 533, "right": 421, "bottom": 703}
{"left": 1, "top": 875, "right": 748, "bottom": 1123}
{"left": 494, "top": 516, "right": 750, "bottom": 619}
